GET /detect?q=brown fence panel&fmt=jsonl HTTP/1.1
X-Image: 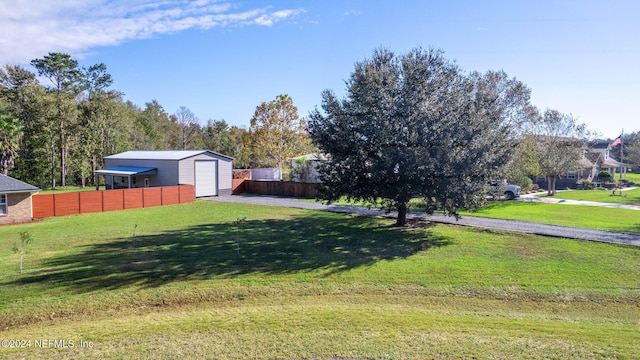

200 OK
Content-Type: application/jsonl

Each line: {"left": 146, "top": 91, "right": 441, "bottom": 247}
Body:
{"left": 143, "top": 188, "right": 162, "bottom": 207}
{"left": 80, "top": 191, "right": 103, "bottom": 214}
{"left": 162, "top": 186, "right": 180, "bottom": 205}
{"left": 124, "top": 188, "right": 144, "bottom": 209}
{"left": 178, "top": 185, "right": 195, "bottom": 203}
{"left": 32, "top": 185, "right": 193, "bottom": 219}
{"left": 232, "top": 179, "right": 246, "bottom": 195}
{"left": 293, "top": 182, "right": 317, "bottom": 198}
{"left": 103, "top": 190, "right": 124, "bottom": 211}
{"left": 244, "top": 181, "right": 316, "bottom": 198}
{"left": 54, "top": 192, "right": 80, "bottom": 216}
{"left": 32, "top": 194, "right": 55, "bottom": 218}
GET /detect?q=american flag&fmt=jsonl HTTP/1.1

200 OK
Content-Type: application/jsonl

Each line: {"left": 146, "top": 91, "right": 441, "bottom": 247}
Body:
{"left": 611, "top": 135, "right": 622, "bottom": 147}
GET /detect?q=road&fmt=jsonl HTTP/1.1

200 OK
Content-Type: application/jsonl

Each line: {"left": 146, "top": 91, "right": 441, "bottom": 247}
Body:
{"left": 206, "top": 194, "right": 640, "bottom": 247}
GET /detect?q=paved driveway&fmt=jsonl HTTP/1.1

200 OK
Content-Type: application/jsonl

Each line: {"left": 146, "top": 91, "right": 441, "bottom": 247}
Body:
{"left": 206, "top": 195, "right": 640, "bottom": 247}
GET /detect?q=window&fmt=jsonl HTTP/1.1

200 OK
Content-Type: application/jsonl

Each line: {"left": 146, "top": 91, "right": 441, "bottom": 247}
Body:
{"left": 0, "top": 194, "right": 7, "bottom": 216}
{"left": 566, "top": 171, "right": 576, "bottom": 180}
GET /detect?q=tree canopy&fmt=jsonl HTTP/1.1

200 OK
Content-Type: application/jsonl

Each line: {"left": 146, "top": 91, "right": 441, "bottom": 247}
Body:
{"left": 248, "top": 94, "right": 314, "bottom": 169}
{"left": 0, "top": 114, "right": 21, "bottom": 175}
{"left": 1, "top": 49, "right": 630, "bottom": 195}
{"left": 308, "top": 48, "right": 532, "bottom": 226}
{"left": 0, "top": 53, "right": 255, "bottom": 188}
{"left": 533, "top": 109, "right": 588, "bottom": 195}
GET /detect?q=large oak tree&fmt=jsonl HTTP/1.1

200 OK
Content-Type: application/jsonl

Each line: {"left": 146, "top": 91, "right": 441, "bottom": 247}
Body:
{"left": 308, "top": 48, "right": 531, "bottom": 226}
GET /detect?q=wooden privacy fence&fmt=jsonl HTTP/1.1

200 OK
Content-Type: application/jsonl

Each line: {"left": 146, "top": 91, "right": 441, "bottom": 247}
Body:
{"left": 238, "top": 180, "right": 316, "bottom": 199}
{"left": 232, "top": 179, "right": 246, "bottom": 195}
{"left": 32, "top": 185, "right": 194, "bottom": 219}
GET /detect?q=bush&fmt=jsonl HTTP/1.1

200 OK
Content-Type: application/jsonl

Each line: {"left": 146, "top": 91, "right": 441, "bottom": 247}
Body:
{"left": 510, "top": 175, "right": 533, "bottom": 192}
{"left": 598, "top": 170, "right": 613, "bottom": 182}
{"left": 577, "top": 179, "right": 594, "bottom": 190}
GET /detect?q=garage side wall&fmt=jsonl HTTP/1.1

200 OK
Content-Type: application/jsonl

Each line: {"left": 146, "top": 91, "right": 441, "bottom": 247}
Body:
{"left": 217, "top": 157, "right": 232, "bottom": 194}
{"left": 104, "top": 159, "right": 178, "bottom": 187}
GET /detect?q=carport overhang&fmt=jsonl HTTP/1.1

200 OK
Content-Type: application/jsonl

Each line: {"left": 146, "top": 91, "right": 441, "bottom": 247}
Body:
{"left": 94, "top": 167, "right": 157, "bottom": 189}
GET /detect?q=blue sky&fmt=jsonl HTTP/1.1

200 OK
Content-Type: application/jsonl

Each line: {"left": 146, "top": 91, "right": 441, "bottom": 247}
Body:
{"left": 1, "top": 0, "right": 638, "bottom": 138}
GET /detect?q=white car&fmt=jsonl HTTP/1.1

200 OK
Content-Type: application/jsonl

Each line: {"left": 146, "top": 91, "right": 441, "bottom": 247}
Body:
{"left": 488, "top": 180, "right": 521, "bottom": 200}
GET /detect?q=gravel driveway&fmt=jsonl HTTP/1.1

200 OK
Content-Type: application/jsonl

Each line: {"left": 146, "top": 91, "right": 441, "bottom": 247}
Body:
{"left": 206, "top": 195, "right": 640, "bottom": 247}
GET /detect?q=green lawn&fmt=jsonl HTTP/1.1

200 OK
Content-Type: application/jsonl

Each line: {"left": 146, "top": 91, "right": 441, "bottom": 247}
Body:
{"left": 624, "top": 172, "right": 640, "bottom": 184}
{"left": 463, "top": 201, "right": 640, "bottom": 233}
{"left": 38, "top": 185, "right": 101, "bottom": 194}
{"left": 1, "top": 201, "right": 639, "bottom": 359}
{"left": 534, "top": 187, "right": 640, "bottom": 205}
{"left": 307, "top": 196, "right": 640, "bottom": 233}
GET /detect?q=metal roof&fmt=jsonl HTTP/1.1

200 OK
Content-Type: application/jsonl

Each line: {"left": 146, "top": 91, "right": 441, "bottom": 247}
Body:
{"left": 94, "top": 167, "right": 158, "bottom": 176}
{"left": 0, "top": 174, "right": 41, "bottom": 193}
{"left": 104, "top": 150, "right": 233, "bottom": 161}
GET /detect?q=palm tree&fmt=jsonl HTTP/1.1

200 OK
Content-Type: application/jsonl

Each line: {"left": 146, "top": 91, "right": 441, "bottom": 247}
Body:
{"left": 0, "top": 114, "right": 22, "bottom": 175}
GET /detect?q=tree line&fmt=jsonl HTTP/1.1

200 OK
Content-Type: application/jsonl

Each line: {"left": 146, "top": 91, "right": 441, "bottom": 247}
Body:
{"left": 0, "top": 52, "right": 314, "bottom": 189}
{"left": 1, "top": 49, "right": 637, "bottom": 216}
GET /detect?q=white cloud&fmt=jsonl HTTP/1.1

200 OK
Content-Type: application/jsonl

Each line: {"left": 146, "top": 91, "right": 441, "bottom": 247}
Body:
{"left": 0, "top": 0, "right": 305, "bottom": 64}
{"left": 343, "top": 10, "right": 363, "bottom": 16}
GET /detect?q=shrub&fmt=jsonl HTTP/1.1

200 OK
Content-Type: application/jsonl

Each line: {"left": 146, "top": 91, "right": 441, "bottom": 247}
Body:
{"left": 577, "top": 179, "right": 594, "bottom": 190}
{"left": 598, "top": 170, "right": 613, "bottom": 182}
{"left": 510, "top": 175, "right": 533, "bottom": 192}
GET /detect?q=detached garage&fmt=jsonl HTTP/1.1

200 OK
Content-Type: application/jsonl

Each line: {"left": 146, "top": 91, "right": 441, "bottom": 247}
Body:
{"left": 96, "top": 150, "right": 233, "bottom": 197}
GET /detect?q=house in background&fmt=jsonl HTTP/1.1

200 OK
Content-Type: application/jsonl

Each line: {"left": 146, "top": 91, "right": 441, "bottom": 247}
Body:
{"left": 588, "top": 144, "right": 627, "bottom": 180}
{"left": 0, "top": 174, "right": 40, "bottom": 225}
{"left": 95, "top": 150, "right": 233, "bottom": 197}
{"left": 533, "top": 142, "right": 628, "bottom": 189}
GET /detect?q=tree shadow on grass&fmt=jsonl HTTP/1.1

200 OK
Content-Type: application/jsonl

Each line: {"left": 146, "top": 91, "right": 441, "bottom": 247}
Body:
{"left": 8, "top": 212, "right": 451, "bottom": 293}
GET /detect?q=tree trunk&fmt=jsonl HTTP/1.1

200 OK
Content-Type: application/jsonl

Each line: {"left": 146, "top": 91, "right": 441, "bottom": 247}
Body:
{"left": 395, "top": 202, "right": 408, "bottom": 226}
{"left": 547, "top": 176, "right": 557, "bottom": 196}
{"left": 0, "top": 153, "right": 9, "bottom": 175}
{"left": 60, "top": 120, "right": 66, "bottom": 187}
{"left": 50, "top": 139, "right": 56, "bottom": 189}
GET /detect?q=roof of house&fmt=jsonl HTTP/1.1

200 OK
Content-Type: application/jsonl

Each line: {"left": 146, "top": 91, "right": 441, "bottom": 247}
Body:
{"left": 581, "top": 151, "right": 601, "bottom": 167}
{"left": 0, "top": 174, "right": 40, "bottom": 193}
{"left": 602, "top": 157, "right": 626, "bottom": 167}
{"left": 589, "top": 148, "right": 627, "bottom": 166}
{"left": 104, "top": 150, "right": 233, "bottom": 161}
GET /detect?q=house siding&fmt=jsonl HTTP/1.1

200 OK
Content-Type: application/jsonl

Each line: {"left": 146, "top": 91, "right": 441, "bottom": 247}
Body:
{"left": 0, "top": 192, "right": 33, "bottom": 225}
{"left": 178, "top": 156, "right": 201, "bottom": 185}
{"left": 217, "top": 157, "right": 232, "bottom": 193}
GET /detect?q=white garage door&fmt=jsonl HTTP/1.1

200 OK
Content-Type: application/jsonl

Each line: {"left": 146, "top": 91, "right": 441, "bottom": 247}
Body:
{"left": 195, "top": 160, "right": 217, "bottom": 197}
